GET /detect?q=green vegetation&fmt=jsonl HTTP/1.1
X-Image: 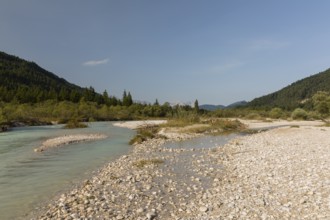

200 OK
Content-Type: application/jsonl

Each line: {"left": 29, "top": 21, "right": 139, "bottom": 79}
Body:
{"left": 179, "top": 118, "right": 246, "bottom": 134}
{"left": 248, "top": 68, "right": 330, "bottom": 110}
{"left": 0, "top": 51, "right": 123, "bottom": 105}
{"left": 129, "top": 126, "right": 163, "bottom": 145}
{"left": 0, "top": 51, "right": 204, "bottom": 126}
{"left": 63, "top": 118, "right": 88, "bottom": 129}
{"left": 1, "top": 50, "right": 330, "bottom": 131}
{"left": 291, "top": 108, "right": 308, "bottom": 120}
{"left": 312, "top": 91, "right": 330, "bottom": 120}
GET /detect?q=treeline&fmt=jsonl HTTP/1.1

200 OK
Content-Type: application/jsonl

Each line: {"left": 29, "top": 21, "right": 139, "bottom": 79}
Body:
{"left": 249, "top": 68, "right": 330, "bottom": 110}
{"left": 212, "top": 91, "right": 330, "bottom": 121}
{"left": 0, "top": 97, "right": 203, "bottom": 125}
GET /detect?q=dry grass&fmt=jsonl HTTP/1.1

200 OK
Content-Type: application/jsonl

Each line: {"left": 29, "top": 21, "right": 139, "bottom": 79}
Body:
{"left": 133, "top": 158, "right": 164, "bottom": 168}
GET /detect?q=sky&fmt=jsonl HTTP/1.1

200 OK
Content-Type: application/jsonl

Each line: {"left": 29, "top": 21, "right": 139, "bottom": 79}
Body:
{"left": 1, "top": 0, "right": 330, "bottom": 105}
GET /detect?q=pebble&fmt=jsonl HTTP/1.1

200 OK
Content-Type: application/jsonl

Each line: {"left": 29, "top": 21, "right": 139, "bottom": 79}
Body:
{"left": 199, "top": 206, "right": 208, "bottom": 212}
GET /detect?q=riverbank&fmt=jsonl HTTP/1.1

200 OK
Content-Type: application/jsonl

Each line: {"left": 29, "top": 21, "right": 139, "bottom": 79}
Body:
{"left": 30, "top": 120, "right": 329, "bottom": 219}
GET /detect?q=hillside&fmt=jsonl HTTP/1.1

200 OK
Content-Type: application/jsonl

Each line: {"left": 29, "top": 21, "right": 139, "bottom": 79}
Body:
{"left": 0, "top": 51, "right": 101, "bottom": 103}
{"left": 248, "top": 68, "right": 330, "bottom": 109}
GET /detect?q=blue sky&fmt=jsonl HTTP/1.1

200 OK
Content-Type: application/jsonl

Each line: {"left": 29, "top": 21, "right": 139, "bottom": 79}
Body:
{"left": 1, "top": 1, "right": 330, "bottom": 105}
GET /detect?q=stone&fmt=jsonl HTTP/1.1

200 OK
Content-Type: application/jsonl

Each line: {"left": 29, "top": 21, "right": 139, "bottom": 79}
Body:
{"left": 199, "top": 206, "right": 208, "bottom": 212}
{"left": 146, "top": 209, "right": 157, "bottom": 220}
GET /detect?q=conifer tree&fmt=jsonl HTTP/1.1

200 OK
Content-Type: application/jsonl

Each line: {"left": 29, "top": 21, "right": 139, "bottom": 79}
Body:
{"left": 194, "top": 99, "right": 199, "bottom": 113}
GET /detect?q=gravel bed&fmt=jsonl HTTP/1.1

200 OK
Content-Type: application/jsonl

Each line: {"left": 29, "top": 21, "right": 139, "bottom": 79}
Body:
{"left": 29, "top": 125, "right": 330, "bottom": 219}
{"left": 34, "top": 134, "right": 107, "bottom": 152}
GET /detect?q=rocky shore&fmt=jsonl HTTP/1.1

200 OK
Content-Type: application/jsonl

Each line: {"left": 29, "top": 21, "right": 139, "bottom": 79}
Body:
{"left": 34, "top": 134, "right": 107, "bottom": 152}
{"left": 30, "top": 122, "right": 329, "bottom": 219}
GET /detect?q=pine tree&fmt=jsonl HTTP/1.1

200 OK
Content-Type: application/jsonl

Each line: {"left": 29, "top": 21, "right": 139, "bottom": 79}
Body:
{"left": 103, "top": 90, "right": 110, "bottom": 106}
{"left": 123, "top": 90, "right": 133, "bottom": 106}
{"left": 127, "top": 92, "right": 133, "bottom": 106}
{"left": 194, "top": 99, "right": 199, "bottom": 113}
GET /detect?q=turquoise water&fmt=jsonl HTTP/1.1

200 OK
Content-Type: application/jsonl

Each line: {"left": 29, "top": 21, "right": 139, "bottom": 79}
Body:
{"left": 0, "top": 122, "right": 135, "bottom": 220}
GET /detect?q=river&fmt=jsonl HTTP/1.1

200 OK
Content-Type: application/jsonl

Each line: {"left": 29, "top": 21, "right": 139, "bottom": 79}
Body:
{"left": 0, "top": 122, "right": 135, "bottom": 220}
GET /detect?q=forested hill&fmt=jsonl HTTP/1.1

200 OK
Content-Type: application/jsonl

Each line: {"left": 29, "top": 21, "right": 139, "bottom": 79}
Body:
{"left": 0, "top": 51, "right": 104, "bottom": 103}
{"left": 248, "top": 68, "right": 330, "bottom": 110}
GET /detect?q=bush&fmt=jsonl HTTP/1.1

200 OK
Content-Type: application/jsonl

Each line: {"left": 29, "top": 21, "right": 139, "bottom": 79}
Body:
{"left": 269, "top": 107, "right": 283, "bottom": 119}
{"left": 245, "top": 112, "right": 261, "bottom": 120}
{"left": 291, "top": 108, "right": 308, "bottom": 120}
{"left": 129, "top": 126, "right": 160, "bottom": 145}
{"left": 64, "top": 118, "right": 88, "bottom": 129}
{"left": 307, "top": 111, "right": 322, "bottom": 120}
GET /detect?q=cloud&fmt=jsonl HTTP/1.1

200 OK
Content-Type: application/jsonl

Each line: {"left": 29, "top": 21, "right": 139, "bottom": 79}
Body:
{"left": 249, "top": 39, "right": 290, "bottom": 51}
{"left": 83, "top": 58, "right": 109, "bottom": 66}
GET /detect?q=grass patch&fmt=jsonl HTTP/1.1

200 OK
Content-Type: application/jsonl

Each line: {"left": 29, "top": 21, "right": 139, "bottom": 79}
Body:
{"left": 164, "top": 115, "right": 200, "bottom": 127}
{"left": 320, "top": 122, "right": 330, "bottom": 127}
{"left": 191, "top": 119, "right": 246, "bottom": 134}
{"left": 63, "top": 119, "right": 88, "bottom": 129}
{"left": 162, "top": 117, "right": 246, "bottom": 135}
{"left": 129, "top": 125, "right": 163, "bottom": 145}
{"left": 133, "top": 158, "right": 164, "bottom": 168}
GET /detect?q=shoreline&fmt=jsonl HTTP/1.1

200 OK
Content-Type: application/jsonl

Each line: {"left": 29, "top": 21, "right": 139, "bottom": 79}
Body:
{"left": 28, "top": 120, "right": 329, "bottom": 219}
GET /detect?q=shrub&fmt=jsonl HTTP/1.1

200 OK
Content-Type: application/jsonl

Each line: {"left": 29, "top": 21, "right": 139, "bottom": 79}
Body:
{"left": 291, "top": 108, "right": 308, "bottom": 120}
{"left": 269, "top": 107, "right": 283, "bottom": 119}
{"left": 245, "top": 112, "right": 261, "bottom": 120}
{"left": 307, "top": 111, "right": 322, "bottom": 120}
{"left": 129, "top": 126, "right": 160, "bottom": 145}
{"left": 185, "top": 119, "right": 246, "bottom": 134}
{"left": 64, "top": 118, "right": 88, "bottom": 129}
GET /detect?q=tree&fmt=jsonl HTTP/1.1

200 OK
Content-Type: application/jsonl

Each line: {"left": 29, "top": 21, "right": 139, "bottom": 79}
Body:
{"left": 194, "top": 99, "right": 199, "bottom": 113}
{"left": 127, "top": 92, "right": 133, "bottom": 106}
{"left": 269, "top": 107, "right": 283, "bottom": 119}
{"left": 103, "top": 90, "right": 110, "bottom": 106}
{"left": 123, "top": 90, "right": 133, "bottom": 106}
{"left": 0, "top": 108, "right": 7, "bottom": 124}
{"left": 311, "top": 91, "right": 330, "bottom": 121}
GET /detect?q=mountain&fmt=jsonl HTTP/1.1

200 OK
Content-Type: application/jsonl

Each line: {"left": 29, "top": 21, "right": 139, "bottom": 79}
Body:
{"left": 199, "top": 104, "right": 225, "bottom": 111}
{"left": 226, "top": 101, "right": 248, "bottom": 108}
{"left": 200, "top": 101, "right": 247, "bottom": 111}
{"left": 248, "top": 68, "right": 330, "bottom": 109}
{"left": 0, "top": 51, "right": 102, "bottom": 103}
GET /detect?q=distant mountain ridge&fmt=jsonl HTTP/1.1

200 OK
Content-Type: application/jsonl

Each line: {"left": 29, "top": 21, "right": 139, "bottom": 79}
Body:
{"left": 248, "top": 68, "right": 330, "bottom": 109}
{"left": 199, "top": 104, "right": 225, "bottom": 111}
{"left": 0, "top": 51, "right": 102, "bottom": 103}
{"left": 200, "top": 101, "right": 247, "bottom": 111}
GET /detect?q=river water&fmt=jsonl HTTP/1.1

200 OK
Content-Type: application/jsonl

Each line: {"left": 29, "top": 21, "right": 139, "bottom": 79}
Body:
{"left": 0, "top": 122, "right": 135, "bottom": 220}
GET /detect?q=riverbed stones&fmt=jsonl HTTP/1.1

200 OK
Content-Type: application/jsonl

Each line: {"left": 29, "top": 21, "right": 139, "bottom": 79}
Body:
{"left": 29, "top": 125, "right": 330, "bottom": 220}
{"left": 34, "top": 134, "right": 107, "bottom": 152}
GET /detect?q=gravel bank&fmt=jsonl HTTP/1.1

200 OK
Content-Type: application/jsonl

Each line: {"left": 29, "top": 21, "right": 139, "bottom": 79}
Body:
{"left": 113, "top": 120, "right": 167, "bottom": 129}
{"left": 30, "top": 124, "right": 329, "bottom": 219}
{"left": 34, "top": 134, "right": 107, "bottom": 152}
